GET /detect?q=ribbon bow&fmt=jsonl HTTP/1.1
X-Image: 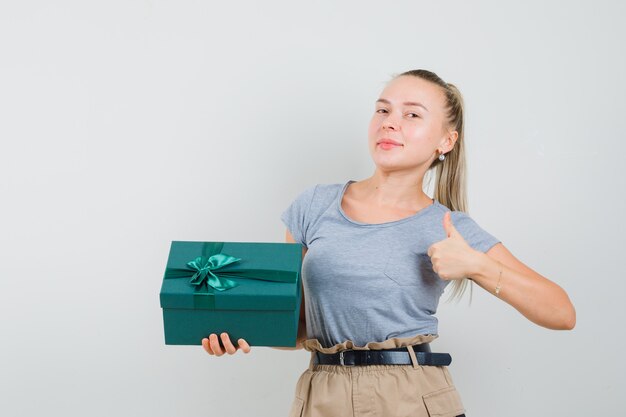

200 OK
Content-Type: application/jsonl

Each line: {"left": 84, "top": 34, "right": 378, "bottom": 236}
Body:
{"left": 186, "top": 253, "right": 241, "bottom": 291}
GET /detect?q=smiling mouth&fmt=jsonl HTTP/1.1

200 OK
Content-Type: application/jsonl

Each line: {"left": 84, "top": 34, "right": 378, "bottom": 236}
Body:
{"left": 377, "top": 138, "right": 403, "bottom": 146}
{"left": 378, "top": 142, "right": 403, "bottom": 149}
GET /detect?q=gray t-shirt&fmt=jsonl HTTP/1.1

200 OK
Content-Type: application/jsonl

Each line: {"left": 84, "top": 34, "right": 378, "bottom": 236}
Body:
{"left": 280, "top": 180, "right": 501, "bottom": 348}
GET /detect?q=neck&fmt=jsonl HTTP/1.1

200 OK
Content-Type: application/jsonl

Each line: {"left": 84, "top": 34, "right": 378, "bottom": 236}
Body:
{"left": 358, "top": 171, "right": 431, "bottom": 208}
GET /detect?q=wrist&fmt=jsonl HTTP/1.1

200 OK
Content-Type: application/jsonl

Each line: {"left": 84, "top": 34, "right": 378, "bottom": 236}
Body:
{"left": 469, "top": 252, "right": 504, "bottom": 296}
{"left": 468, "top": 251, "right": 497, "bottom": 284}
{"left": 468, "top": 250, "right": 489, "bottom": 279}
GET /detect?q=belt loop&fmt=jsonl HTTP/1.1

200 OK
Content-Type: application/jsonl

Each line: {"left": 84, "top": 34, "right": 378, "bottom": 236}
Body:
{"left": 308, "top": 352, "right": 316, "bottom": 371}
{"left": 406, "top": 345, "right": 420, "bottom": 369}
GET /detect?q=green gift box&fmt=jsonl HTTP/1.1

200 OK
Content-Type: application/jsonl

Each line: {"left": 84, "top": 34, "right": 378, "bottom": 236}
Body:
{"left": 159, "top": 241, "right": 303, "bottom": 347}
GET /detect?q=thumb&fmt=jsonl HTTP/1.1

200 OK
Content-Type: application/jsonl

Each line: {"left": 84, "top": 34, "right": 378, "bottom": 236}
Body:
{"left": 443, "top": 211, "right": 461, "bottom": 239}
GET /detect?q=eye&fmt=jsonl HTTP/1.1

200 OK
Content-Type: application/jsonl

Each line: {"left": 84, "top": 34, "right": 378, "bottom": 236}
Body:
{"left": 407, "top": 113, "right": 420, "bottom": 118}
{"left": 376, "top": 108, "right": 388, "bottom": 114}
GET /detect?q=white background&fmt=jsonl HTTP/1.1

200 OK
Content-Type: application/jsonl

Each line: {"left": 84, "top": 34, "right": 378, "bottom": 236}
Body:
{"left": 1, "top": 1, "right": 624, "bottom": 416}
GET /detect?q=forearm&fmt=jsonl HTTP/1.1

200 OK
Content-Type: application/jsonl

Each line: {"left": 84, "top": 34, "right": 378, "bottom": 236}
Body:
{"left": 468, "top": 252, "right": 576, "bottom": 330}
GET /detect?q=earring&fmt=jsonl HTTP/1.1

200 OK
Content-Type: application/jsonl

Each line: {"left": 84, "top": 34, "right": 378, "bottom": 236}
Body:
{"left": 438, "top": 151, "right": 445, "bottom": 161}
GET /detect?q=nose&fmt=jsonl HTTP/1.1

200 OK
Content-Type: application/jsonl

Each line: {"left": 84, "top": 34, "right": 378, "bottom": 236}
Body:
{"left": 382, "top": 113, "right": 399, "bottom": 131}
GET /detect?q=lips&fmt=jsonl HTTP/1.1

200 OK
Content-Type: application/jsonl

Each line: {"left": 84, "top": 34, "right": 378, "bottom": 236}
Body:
{"left": 377, "top": 139, "right": 403, "bottom": 146}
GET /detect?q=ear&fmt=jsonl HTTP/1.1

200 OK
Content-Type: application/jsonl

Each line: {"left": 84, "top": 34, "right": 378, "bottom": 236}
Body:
{"left": 445, "top": 130, "right": 458, "bottom": 153}
{"left": 438, "top": 130, "right": 458, "bottom": 154}
{"left": 448, "top": 130, "right": 458, "bottom": 147}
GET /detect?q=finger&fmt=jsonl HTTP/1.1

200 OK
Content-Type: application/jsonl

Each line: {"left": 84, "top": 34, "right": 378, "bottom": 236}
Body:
{"left": 237, "top": 338, "right": 251, "bottom": 353}
{"left": 202, "top": 337, "right": 214, "bottom": 355}
{"left": 209, "top": 333, "right": 224, "bottom": 356}
{"left": 221, "top": 332, "right": 237, "bottom": 354}
{"left": 443, "top": 212, "right": 460, "bottom": 239}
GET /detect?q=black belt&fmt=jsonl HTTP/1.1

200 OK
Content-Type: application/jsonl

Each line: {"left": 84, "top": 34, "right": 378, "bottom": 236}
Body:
{"left": 312, "top": 344, "right": 452, "bottom": 367}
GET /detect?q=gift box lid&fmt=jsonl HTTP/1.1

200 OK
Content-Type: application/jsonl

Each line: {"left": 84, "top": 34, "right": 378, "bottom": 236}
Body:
{"left": 159, "top": 241, "right": 302, "bottom": 311}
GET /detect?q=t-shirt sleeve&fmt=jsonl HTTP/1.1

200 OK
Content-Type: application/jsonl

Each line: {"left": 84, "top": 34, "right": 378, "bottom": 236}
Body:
{"left": 280, "top": 184, "right": 318, "bottom": 247}
{"left": 450, "top": 211, "right": 501, "bottom": 253}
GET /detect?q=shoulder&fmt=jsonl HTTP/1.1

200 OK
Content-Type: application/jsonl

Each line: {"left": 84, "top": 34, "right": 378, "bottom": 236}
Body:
{"left": 313, "top": 182, "right": 344, "bottom": 199}
{"left": 281, "top": 181, "right": 345, "bottom": 246}
{"left": 288, "top": 182, "right": 342, "bottom": 203}
{"left": 433, "top": 205, "right": 501, "bottom": 252}
{"left": 430, "top": 202, "right": 476, "bottom": 223}
{"left": 283, "top": 182, "right": 345, "bottom": 219}
{"left": 422, "top": 203, "right": 481, "bottom": 236}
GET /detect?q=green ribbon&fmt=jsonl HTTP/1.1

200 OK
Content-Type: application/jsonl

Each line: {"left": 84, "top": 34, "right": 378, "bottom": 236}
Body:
{"left": 186, "top": 253, "right": 242, "bottom": 291}
{"left": 164, "top": 242, "right": 298, "bottom": 309}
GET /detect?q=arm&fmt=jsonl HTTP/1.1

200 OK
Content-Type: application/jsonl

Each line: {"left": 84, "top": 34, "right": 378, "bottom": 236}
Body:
{"left": 271, "top": 229, "right": 308, "bottom": 350}
{"left": 469, "top": 242, "right": 576, "bottom": 330}
{"left": 430, "top": 211, "right": 576, "bottom": 331}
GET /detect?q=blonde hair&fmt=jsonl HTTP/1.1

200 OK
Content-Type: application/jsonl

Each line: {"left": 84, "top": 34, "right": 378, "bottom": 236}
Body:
{"left": 394, "top": 69, "right": 471, "bottom": 301}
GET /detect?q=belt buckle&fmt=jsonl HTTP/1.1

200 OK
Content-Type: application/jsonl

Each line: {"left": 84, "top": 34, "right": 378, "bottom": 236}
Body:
{"left": 339, "top": 350, "right": 355, "bottom": 366}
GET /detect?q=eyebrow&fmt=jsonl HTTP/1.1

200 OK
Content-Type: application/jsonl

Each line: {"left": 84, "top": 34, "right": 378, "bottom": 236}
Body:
{"left": 376, "top": 98, "right": 429, "bottom": 112}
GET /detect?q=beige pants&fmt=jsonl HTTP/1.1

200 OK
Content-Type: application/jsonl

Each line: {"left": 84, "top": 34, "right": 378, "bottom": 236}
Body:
{"left": 288, "top": 335, "right": 466, "bottom": 417}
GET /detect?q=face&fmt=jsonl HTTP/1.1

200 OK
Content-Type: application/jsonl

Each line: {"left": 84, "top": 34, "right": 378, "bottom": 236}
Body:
{"left": 368, "top": 75, "right": 457, "bottom": 171}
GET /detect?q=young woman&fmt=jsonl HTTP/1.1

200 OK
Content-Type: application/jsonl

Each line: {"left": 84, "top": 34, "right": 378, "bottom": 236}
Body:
{"left": 201, "top": 69, "right": 576, "bottom": 417}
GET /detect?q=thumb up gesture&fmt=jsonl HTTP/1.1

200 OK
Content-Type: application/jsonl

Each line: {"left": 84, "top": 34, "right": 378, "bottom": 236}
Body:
{"left": 427, "top": 211, "right": 479, "bottom": 281}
